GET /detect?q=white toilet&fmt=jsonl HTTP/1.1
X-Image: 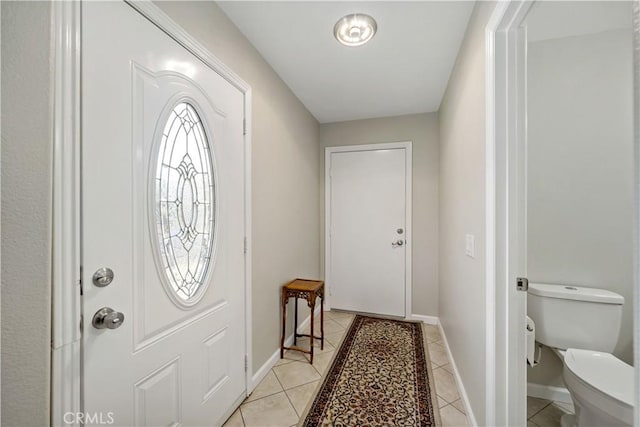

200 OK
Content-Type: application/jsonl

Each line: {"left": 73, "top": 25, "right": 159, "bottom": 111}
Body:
{"left": 527, "top": 283, "right": 634, "bottom": 427}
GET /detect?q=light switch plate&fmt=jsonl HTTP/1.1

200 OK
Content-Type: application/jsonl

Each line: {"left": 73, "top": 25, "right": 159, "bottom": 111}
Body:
{"left": 465, "top": 234, "right": 475, "bottom": 258}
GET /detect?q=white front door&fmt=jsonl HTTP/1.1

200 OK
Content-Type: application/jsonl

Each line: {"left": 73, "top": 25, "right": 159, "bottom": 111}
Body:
{"left": 327, "top": 145, "right": 410, "bottom": 317}
{"left": 82, "top": 2, "right": 246, "bottom": 426}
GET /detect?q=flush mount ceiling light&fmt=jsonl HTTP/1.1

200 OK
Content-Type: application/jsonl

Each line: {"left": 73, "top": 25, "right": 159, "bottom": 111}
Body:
{"left": 333, "top": 13, "right": 377, "bottom": 47}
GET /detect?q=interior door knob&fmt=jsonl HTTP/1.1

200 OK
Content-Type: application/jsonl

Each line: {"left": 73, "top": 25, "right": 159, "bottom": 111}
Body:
{"left": 392, "top": 239, "right": 404, "bottom": 247}
{"left": 92, "top": 307, "right": 125, "bottom": 330}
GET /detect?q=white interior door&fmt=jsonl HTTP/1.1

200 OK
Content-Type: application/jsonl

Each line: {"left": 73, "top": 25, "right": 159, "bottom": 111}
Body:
{"left": 82, "top": 3, "right": 246, "bottom": 426}
{"left": 328, "top": 146, "right": 409, "bottom": 317}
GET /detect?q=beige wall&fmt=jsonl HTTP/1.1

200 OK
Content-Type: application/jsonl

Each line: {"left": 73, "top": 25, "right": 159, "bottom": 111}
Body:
{"left": 156, "top": 1, "right": 321, "bottom": 372}
{"left": 527, "top": 29, "right": 634, "bottom": 386}
{"left": 438, "top": 2, "right": 496, "bottom": 424}
{"left": 1, "top": 2, "right": 53, "bottom": 425}
{"left": 319, "top": 113, "right": 440, "bottom": 316}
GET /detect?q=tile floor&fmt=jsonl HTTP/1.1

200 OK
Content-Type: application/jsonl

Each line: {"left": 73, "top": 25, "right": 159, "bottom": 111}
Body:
{"left": 527, "top": 396, "right": 575, "bottom": 427}
{"left": 223, "top": 310, "right": 469, "bottom": 427}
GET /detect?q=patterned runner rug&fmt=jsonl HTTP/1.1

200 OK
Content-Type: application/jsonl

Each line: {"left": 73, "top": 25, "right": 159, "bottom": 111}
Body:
{"left": 299, "top": 315, "right": 441, "bottom": 426}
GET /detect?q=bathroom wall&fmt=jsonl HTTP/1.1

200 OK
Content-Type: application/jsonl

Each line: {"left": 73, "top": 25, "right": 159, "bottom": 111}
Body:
{"left": 527, "top": 29, "right": 634, "bottom": 387}
{"left": 438, "top": 1, "right": 496, "bottom": 423}
{"left": 319, "top": 113, "right": 440, "bottom": 317}
{"left": 156, "top": 1, "right": 321, "bottom": 373}
{"left": 1, "top": 2, "right": 54, "bottom": 425}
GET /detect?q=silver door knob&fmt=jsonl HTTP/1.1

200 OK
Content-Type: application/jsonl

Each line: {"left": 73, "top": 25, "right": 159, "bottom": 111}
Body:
{"left": 92, "top": 307, "right": 125, "bottom": 330}
{"left": 92, "top": 267, "right": 114, "bottom": 287}
{"left": 392, "top": 239, "right": 404, "bottom": 247}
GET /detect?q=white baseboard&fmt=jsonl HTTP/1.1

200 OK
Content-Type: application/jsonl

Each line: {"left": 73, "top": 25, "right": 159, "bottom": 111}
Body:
{"left": 249, "top": 347, "right": 282, "bottom": 392}
{"left": 408, "top": 314, "right": 439, "bottom": 325}
{"left": 249, "top": 305, "right": 321, "bottom": 392}
{"left": 527, "top": 383, "right": 572, "bottom": 404}
{"left": 437, "top": 323, "right": 478, "bottom": 427}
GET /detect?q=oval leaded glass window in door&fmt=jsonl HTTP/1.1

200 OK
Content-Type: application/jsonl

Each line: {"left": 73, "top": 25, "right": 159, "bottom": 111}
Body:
{"left": 154, "top": 102, "right": 216, "bottom": 304}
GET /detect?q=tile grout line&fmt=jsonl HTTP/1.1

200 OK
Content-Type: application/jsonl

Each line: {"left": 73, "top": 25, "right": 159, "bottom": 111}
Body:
{"left": 270, "top": 365, "right": 302, "bottom": 422}
{"left": 281, "top": 384, "right": 302, "bottom": 420}
{"left": 527, "top": 400, "right": 553, "bottom": 421}
{"left": 244, "top": 371, "right": 284, "bottom": 404}
{"left": 272, "top": 362, "right": 321, "bottom": 397}
{"left": 271, "top": 364, "right": 287, "bottom": 390}
{"left": 238, "top": 405, "right": 247, "bottom": 427}
{"left": 427, "top": 338, "right": 469, "bottom": 425}
{"left": 441, "top": 402, "right": 466, "bottom": 416}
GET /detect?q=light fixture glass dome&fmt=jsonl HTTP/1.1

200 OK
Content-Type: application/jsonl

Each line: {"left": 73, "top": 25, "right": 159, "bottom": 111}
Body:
{"left": 333, "top": 13, "right": 377, "bottom": 47}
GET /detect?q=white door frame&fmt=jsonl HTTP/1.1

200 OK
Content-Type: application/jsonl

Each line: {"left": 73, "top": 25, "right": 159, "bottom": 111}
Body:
{"left": 324, "top": 142, "right": 413, "bottom": 318}
{"left": 50, "top": 2, "right": 253, "bottom": 425}
{"left": 632, "top": 1, "right": 640, "bottom": 425}
{"left": 485, "top": 1, "right": 533, "bottom": 425}
{"left": 633, "top": 0, "right": 640, "bottom": 426}
{"left": 487, "top": 1, "right": 640, "bottom": 426}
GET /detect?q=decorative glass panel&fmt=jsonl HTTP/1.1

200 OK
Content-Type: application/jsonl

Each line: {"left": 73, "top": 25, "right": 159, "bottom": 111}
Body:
{"left": 155, "top": 102, "right": 215, "bottom": 302}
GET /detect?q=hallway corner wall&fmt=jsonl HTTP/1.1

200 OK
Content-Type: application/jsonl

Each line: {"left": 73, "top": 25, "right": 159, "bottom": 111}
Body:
{"left": 1, "top": 2, "right": 54, "bottom": 426}
{"left": 438, "top": 1, "right": 497, "bottom": 425}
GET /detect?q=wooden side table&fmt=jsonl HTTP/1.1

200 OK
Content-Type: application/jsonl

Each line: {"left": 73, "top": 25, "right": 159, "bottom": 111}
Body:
{"left": 280, "top": 278, "right": 324, "bottom": 364}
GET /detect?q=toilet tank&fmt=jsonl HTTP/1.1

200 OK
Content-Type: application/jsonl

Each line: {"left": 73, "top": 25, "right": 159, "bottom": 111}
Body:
{"left": 527, "top": 283, "right": 624, "bottom": 352}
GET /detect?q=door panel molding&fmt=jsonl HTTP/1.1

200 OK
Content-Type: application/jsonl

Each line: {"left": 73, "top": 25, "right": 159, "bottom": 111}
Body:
{"left": 51, "top": 2, "right": 253, "bottom": 425}
{"left": 324, "top": 141, "right": 413, "bottom": 318}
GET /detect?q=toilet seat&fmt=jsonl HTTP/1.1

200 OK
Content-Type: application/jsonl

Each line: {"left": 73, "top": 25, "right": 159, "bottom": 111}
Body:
{"left": 563, "top": 348, "right": 633, "bottom": 425}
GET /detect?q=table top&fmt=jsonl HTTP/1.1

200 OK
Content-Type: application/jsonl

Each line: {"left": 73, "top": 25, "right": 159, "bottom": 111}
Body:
{"left": 284, "top": 278, "right": 324, "bottom": 292}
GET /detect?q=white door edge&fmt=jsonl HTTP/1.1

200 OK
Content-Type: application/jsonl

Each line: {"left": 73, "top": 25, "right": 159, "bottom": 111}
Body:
{"left": 486, "top": 1, "right": 535, "bottom": 426}
{"left": 634, "top": 3, "right": 640, "bottom": 424}
{"left": 324, "top": 141, "right": 412, "bottom": 318}
{"left": 50, "top": 2, "right": 253, "bottom": 425}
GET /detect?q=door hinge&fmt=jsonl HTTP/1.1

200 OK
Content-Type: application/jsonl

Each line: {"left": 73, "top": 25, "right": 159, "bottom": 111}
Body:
{"left": 516, "top": 277, "right": 529, "bottom": 291}
{"left": 79, "top": 265, "right": 83, "bottom": 295}
{"left": 244, "top": 237, "right": 248, "bottom": 254}
{"left": 243, "top": 118, "right": 247, "bottom": 136}
{"left": 244, "top": 354, "right": 248, "bottom": 372}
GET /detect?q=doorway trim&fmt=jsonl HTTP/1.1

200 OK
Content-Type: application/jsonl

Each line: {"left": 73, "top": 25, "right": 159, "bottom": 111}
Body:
{"left": 324, "top": 141, "right": 413, "bottom": 318}
{"left": 485, "top": 1, "right": 534, "bottom": 426}
{"left": 633, "top": 1, "right": 640, "bottom": 425}
{"left": 51, "top": 1, "right": 253, "bottom": 425}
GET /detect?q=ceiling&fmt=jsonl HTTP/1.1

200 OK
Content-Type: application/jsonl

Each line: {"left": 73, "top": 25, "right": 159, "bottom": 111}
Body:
{"left": 217, "top": 1, "right": 475, "bottom": 123}
{"left": 527, "top": 1, "right": 632, "bottom": 42}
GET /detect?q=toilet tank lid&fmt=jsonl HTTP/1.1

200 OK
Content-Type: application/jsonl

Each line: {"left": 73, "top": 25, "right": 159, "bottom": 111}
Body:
{"left": 528, "top": 283, "right": 624, "bottom": 305}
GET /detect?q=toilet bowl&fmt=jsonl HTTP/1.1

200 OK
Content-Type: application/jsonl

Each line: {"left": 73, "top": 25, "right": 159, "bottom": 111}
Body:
{"left": 527, "top": 283, "right": 634, "bottom": 427}
{"left": 560, "top": 348, "right": 633, "bottom": 427}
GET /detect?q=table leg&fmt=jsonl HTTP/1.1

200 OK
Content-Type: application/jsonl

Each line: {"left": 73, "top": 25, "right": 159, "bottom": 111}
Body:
{"left": 280, "top": 289, "right": 286, "bottom": 359}
{"left": 309, "top": 294, "right": 316, "bottom": 364}
{"left": 294, "top": 296, "right": 298, "bottom": 345}
{"left": 320, "top": 292, "right": 324, "bottom": 350}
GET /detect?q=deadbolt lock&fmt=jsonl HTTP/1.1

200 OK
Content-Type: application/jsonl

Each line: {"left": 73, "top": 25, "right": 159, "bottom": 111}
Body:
{"left": 92, "top": 267, "right": 114, "bottom": 287}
